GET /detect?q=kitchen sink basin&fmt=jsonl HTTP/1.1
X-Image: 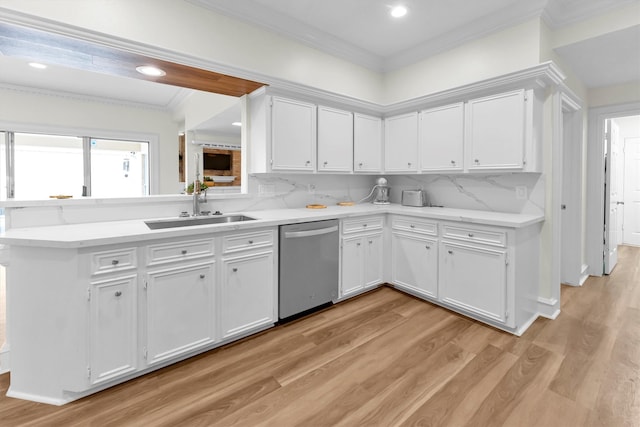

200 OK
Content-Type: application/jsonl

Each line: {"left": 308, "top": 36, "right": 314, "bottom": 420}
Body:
{"left": 145, "top": 214, "right": 257, "bottom": 229}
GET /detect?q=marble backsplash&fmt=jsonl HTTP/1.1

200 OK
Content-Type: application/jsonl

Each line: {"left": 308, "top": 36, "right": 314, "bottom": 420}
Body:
{"left": 2, "top": 173, "right": 544, "bottom": 229}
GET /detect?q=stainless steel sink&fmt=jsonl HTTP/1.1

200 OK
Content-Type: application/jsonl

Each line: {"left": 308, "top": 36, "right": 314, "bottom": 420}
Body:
{"left": 145, "top": 215, "right": 257, "bottom": 229}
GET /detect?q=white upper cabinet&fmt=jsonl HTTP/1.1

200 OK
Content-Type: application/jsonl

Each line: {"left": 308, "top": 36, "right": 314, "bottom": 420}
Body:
{"left": 317, "top": 106, "right": 353, "bottom": 172}
{"left": 466, "top": 90, "right": 527, "bottom": 171}
{"left": 384, "top": 112, "right": 419, "bottom": 172}
{"left": 419, "top": 103, "right": 464, "bottom": 172}
{"left": 353, "top": 113, "right": 383, "bottom": 172}
{"left": 271, "top": 96, "right": 317, "bottom": 171}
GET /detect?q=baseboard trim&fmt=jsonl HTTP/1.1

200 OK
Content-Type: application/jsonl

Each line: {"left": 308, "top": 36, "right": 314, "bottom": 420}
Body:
{"left": 537, "top": 296, "right": 560, "bottom": 320}
{"left": 0, "top": 344, "right": 9, "bottom": 375}
{"left": 579, "top": 264, "right": 589, "bottom": 286}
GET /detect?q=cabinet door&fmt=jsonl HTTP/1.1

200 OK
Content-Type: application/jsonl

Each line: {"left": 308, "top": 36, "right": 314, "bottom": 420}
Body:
{"left": 89, "top": 274, "right": 137, "bottom": 385}
{"left": 318, "top": 106, "right": 353, "bottom": 172}
{"left": 363, "top": 233, "right": 383, "bottom": 288}
{"left": 384, "top": 112, "right": 418, "bottom": 172}
{"left": 271, "top": 96, "right": 316, "bottom": 171}
{"left": 420, "top": 103, "right": 464, "bottom": 172}
{"left": 439, "top": 242, "right": 508, "bottom": 324}
{"left": 391, "top": 233, "right": 438, "bottom": 299}
{"left": 145, "top": 262, "right": 216, "bottom": 365}
{"left": 221, "top": 251, "right": 275, "bottom": 339}
{"left": 467, "top": 90, "right": 525, "bottom": 170}
{"left": 354, "top": 113, "right": 382, "bottom": 172}
{"left": 341, "top": 235, "right": 363, "bottom": 297}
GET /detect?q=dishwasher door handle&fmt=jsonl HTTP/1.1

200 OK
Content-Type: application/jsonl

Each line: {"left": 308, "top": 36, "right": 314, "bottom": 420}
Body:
{"left": 284, "top": 225, "right": 338, "bottom": 239}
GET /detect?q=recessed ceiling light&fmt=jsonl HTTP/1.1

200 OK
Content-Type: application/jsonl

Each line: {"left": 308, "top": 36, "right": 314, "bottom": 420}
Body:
{"left": 232, "top": 122, "right": 242, "bottom": 127}
{"left": 135, "top": 65, "right": 166, "bottom": 77}
{"left": 28, "top": 62, "right": 47, "bottom": 69}
{"left": 390, "top": 5, "right": 408, "bottom": 18}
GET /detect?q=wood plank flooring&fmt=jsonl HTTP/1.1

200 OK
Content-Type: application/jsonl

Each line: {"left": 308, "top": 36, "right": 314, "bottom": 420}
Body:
{"left": 0, "top": 245, "right": 638, "bottom": 426}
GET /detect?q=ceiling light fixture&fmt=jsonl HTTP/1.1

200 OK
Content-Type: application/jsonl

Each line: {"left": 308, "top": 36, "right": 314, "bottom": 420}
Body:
{"left": 232, "top": 122, "right": 242, "bottom": 127}
{"left": 28, "top": 62, "right": 47, "bottom": 69}
{"left": 135, "top": 65, "right": 166, "bottom": 77}
{"left": 390, "top": 5, "right": 408, "bottom": 18}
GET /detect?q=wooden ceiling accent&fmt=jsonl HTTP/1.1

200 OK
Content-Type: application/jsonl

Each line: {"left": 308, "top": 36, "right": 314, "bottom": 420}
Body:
{"left": 0, "top": 21, "right": 266, "bottom": 97}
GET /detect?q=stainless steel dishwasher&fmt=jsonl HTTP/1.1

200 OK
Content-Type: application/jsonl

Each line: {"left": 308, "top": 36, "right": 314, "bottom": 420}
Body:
{"left": 279, "top": 219, "right": 339, "bottom": 320}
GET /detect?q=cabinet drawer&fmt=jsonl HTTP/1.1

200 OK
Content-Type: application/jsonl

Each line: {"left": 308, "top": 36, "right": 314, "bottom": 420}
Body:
{"left": 391, "top": 217, "right": 437, "bottom": 236}
{"left": 90, "top": 248, "right": 137, "bottom": 276}
{"left": 442, "top": 224, "right": 506, "bottom": 247}
{"left": 146, "top": 238, "right": 215, "bottom": 266}
{"left": 342, "top": 216, "right": 384, "bottom": 234}
{"left": 223, "top": 230, "right": 274, "bottom": 254}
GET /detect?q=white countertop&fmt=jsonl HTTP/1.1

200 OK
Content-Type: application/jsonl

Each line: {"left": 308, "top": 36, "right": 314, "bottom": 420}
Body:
{"left": 0, "top": 204, "right": 544, "bottom": 249}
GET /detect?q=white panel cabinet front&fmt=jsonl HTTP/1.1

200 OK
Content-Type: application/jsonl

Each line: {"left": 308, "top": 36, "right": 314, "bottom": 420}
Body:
{"left": 271, "top": 96, "right": 317, "bottom": 171}
{"left": 439, "top": 241, "right": 509, "bottom": 325}
{"left": 384, "top": 112, "right": 419, "bottom": 172}
{"left": 221, "top": 251, "right": 275, "bottom": 339}
{"left": 353, "top": 113, "right": 383, "bottom": 172}
{"left": 466, "top": 90, "right": 526, "bottom": 170}
{"left": 340, "top": 216, "right": 384, "bottom": 298}
{"left": 317, "top": 106, "right": 353, "bottom": 172}
{"left": 145, "top": 261, "right": 216, "bottom": 366}
{"left": 89, "top": 274, "right": 138, "bottom": 385}
{"left": 419, "top": 103, "right": 464, "bottom": 172}
{"left": 391, "top": 232, "right": 438, "bottom": 299}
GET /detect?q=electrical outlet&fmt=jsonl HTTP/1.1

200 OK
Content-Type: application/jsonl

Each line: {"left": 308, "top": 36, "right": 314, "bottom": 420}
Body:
{"left": 515, "top": 186, "right": 528, "bottom": 200}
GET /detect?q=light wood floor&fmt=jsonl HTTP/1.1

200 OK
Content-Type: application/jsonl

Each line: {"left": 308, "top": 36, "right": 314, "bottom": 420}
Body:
{"left": 1, "top": 245, "right": 638, "bottom": 426}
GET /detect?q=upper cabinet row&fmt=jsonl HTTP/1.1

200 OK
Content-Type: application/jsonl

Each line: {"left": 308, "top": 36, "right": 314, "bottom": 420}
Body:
{"left": 248, "top": 88, "right": 540, "bottom": 174}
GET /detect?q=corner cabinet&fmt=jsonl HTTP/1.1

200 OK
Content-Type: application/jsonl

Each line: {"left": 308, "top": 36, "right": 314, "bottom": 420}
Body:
{"left": 390, "top": 216, "right": 439, "bottom": 299}
{"left": 419, "top": 103, "right": 464, "bottom": 172}
{"left": 353, "top": 113, "right": 383, "bottom": 172}
{"left": 384, "top": 112, "right": 419, "bottom": 172}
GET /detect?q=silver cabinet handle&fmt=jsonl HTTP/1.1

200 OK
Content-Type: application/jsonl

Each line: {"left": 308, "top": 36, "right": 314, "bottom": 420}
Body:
{"left": 363, "top": 224, "right": 368, "bottom": 228}
{"left": 368, "top": 240, "right": 373, "bottom": 244}
{"left": 358, "top": 162, "right": 363, "bottom": 168}
{"left": 181, "top": 250, "right": 187, "bottom": 255}
{"left": 357, "top": 242, "right": 361, "bottom": 247}
{"left": 425, "top": 245, "right": 431, "bottom": 250}
{"left": 305, "top": 160, "right": 311, "bottom": 165}
{"left": 451, "top": 160, "right": 456, "bottom": 165}
{"left": 248, "top": 240, "right": 254, "bottom": 244}
{"left": 232, "top": 268, "right": 238, "bottom": 272}
{"left": 474, "top": 159, "right": 479, "bottom": 164}
{"left": 448, "top": 250, "right": 453, "bottom": 254}
{"left": 323, "top": 161, "right": 328, "bottom": 166}
{"left": 199, "top": 274, "right": 205, "bottom": 279}
{"left": 407, "top": 162, "right": 412, "bottom": 167}
{"left": 115, "top": 291, "right": 122, "bottom": 297}
{"left": 468, "top": 233, "right": 474, "bottom": 238}
{"left": 111, "top": 260, "right": 119, "bottom": 266}
{"left": 410, "top": 224, "right": 415, "bottom": 228}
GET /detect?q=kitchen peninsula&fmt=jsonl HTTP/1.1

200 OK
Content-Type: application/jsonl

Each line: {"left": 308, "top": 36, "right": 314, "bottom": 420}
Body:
{"left": 0, "top": 203, "right": 542, "bottom": 405}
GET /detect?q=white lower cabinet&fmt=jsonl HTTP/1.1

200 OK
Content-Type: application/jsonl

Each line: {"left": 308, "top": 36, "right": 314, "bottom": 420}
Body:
{"left": 89, "top": 274, "right": 138, "bottom": 385}
{"left": 144, "top": 261, "right": 216, "bottom": 365}
{"left": 340, "top": 216, "right": 384, "bottom": 297}
{"left": 391, "top": 233, "right": 438, "bottom": 299}
{"left": 439, "top": 241, "right": 510, "bottom": 325}
{"left": 221, "top": 250, "right": 275, "bottom": 339}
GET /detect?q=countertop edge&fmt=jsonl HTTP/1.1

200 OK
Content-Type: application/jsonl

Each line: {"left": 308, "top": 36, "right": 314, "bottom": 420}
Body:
{"left": 0, "top": 205, "right": 545, "bottom": 249}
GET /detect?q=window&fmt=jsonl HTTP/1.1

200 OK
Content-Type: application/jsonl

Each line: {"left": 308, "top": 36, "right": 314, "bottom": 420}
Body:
{"left": 2, "top": 131, "right": 150, "bottom": 199}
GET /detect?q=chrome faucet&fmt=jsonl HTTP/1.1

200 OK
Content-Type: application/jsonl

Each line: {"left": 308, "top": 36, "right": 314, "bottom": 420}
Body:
{"left": 192, "top": 179, "right": 207, "bottom": 216}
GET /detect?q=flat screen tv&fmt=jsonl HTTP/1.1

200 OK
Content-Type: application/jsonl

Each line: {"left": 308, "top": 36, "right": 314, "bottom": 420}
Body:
{"left": 203, "top": 153, "right": 231, "bottom": 171}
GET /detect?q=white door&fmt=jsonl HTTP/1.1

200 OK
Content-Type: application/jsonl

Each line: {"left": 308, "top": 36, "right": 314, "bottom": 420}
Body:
{"left": 384, "top": 112, "right": 419, "bottom": 171}
{"left": 317, "top": 106, "right": 353, "bottom": 172}
{"left": 604, "top": 120, "right": 622, "bottom": 274}
{"left": 353, "top": 113, "right": 382, "bottom": 172}
{"left": 145, "top": 262, "right": 216, "bottom": 365}
{"left": 623, "top": 137, "right": 640, "bottom": 246}
{"left": 271, "top": 97, "right": 316, "bottom": 171}
{"left": 221, "top": 251, "right": 275, "bottom": 339}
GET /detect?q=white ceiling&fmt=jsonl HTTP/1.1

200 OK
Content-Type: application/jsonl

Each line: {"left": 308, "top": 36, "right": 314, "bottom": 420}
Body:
{"left": 191, "top": 0, "right": 640, "bottom": 83}
{"left": 0, "top": 0, "right": 638, "bottom": 132}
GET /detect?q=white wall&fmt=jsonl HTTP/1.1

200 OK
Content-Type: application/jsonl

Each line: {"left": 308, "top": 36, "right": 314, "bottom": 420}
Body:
{"left": 0, "top": 0, "right": 384, "bottom": 104}
{"left": 0, "top": 86, "right": 180, "bottom": 194}
{"left": 382, "top": 19, "right": 543, "bottom": 104}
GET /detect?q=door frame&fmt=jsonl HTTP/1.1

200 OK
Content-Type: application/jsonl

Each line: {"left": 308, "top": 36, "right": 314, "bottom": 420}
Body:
{"left": 586, "top": 101, "right": 640, "bottom": 276}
